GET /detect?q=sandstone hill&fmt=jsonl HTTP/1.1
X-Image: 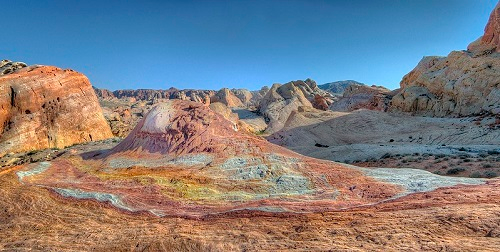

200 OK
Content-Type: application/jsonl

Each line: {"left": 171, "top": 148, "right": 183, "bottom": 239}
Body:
{"left": 210, "top": 88, "right": 245, "bottom": 108}
{"left": 0, "top": 62, "right": 113, "bottom": 157}
{"left": 391, "top": 2, "right": 500, "bottom": 116}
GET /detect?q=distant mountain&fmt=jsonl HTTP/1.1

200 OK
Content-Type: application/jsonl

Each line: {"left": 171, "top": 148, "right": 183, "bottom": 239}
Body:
{"left": 318, "top": 80, "right": 366, "bottom": 95}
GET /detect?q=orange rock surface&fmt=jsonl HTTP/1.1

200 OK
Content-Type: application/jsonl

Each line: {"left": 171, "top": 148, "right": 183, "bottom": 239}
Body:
{"left": 1, "top": 170, "right": 499, "bottom": 251}
{"left": 0, "top": 99, "right": 499, "bottom": 250}
{"left": 0, "top": 65, "right": 113, "bottom": 157}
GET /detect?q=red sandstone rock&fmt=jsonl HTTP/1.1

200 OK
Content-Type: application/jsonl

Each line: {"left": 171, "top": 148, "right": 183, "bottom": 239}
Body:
{"left": 0, "top": 65, "right": 113, "bottom": 156}
{"left": 468, "top": 1, "right": 500, "bottom": 53}
{"left": 313, "top": 94, "right": 329, "bottom": 110}
{"left": 109, "top": 101, "right": 242, "bottom": 156}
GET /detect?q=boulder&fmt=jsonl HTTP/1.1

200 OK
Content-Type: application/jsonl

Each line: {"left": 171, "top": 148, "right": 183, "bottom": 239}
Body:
{"left": 0, "top": 63, "right": 113, "bottom": 156}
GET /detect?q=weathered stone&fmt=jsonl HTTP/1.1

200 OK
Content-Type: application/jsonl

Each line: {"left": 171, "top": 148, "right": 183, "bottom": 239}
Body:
{"left": 0, "top": 64, "right": 113, "bottom": 156}
{"left": 258, "top": 79, "right": 333, "bottom": 133}
{"left": 392, "top": 3, "right": 500, "bottom": 116}
{"left": 0, "top": 60, "right": 27, "bottom": 76}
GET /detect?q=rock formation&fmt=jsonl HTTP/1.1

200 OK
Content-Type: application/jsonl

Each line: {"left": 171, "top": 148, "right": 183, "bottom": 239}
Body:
{"left": 231, "top": 88, "right": 253, "bottom": 106}
{"left": 4, "top": 99, "right": 498, "bottom": 251}
{"left": 94, "top": 79, "right": 334, "bottom": 135}
{"left": 249, "top": 86, "right": 269, "bottom": 107}
{"left": 109, "top": 101, "right": 241, "bottom": 156}
{"left": 93, "top": 86, "right": 215, "bottom": 105}
{"left": 210, "top": 88, "right": 245, "bottom": 108}
{"left": 467, "top": 1, "right": 500, "bottom": 53}
{"left": 258, "top": 79, "right": 334, "bottom": 133}
{"left": 330, "top": 84, "right": 392, "bottom": 112}
{"left": 209, "top": 102, "right": 242, "bottom": 126}
{"left": 392, "top": 3, "right": 500, "bottom": 116}
{"left": 0, "top": 60, "right": 27, "bottom": 76}
{"left": 0, "top": 63, "right": 113, "bottom": 156}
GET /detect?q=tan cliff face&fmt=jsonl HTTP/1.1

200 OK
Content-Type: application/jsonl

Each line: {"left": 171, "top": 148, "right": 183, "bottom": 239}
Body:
{"left": 391, "top": 2, "right": 500, "bottom": 117}
{"left": 0, "top": 64, "right": 113, "bottom": 156}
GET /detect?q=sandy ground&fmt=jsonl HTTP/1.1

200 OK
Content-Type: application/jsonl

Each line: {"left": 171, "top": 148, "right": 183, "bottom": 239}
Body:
{"left": 267, "top": 109, "right": 500, "bottom": 177}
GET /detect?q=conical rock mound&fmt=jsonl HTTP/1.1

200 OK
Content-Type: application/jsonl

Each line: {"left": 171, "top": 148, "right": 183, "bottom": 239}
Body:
{"left": 109, "top": 100, "right": 241, "bottom": 157}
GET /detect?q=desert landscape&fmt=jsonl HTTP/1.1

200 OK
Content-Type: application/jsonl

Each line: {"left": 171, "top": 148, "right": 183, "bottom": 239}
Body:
{"left": 1, "top": 1, "right": 500, "bottom": 251}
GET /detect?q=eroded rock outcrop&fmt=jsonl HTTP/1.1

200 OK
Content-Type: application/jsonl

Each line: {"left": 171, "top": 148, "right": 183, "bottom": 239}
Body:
{"left": 210, "top": 88, "right": 245, "bottom": 108}
{"left": 258, "top": 79, "right": 334, "bottom": 133}
{"left": 231, "top": 89, "right": 253, "bottom": 106}
{"left": 392, "top": 51, "right": 500, "bottom": 116}
{"left": 391, "top": 3, "right": 500, "bottom": 116}
{"left": 0, "top": 63, "right": 113, "bottom": 156}
{"left": 468, "top": 2, "right": 500, "bottom": 54}
{"left": 0, "top": 60, "right": 27, "bottom": 76}
{"left": 331, "top": 84, "right": 392, "bottom": 112}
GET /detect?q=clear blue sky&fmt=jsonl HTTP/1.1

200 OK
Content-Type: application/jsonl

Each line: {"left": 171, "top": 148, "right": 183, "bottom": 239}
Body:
{"left": 2, "top": 0, "right": 497, "bottom": 90}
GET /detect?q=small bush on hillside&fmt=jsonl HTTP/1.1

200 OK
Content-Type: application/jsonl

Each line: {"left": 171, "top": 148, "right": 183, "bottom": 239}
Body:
{"left": 484, "top": 171, "right": 498, "bottom": 178}
{"left": 482, "top": 163, "right": 493, "bottom": 168}
{"left": 487, "top": 150, "right": 500, "bottom": 155}
{"left": 470, "top": 172, "right": 482, "bottom": 178}
{"left": 479, "top": 153, "right": 489, "bottom": 158}
{"left": 447, "top": 167, "right": 466, "bottom": 175}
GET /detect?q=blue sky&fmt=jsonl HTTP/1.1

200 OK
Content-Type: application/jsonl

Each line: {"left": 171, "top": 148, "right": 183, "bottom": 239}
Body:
{"left": 2, "top": 0, "right": 497, "bottom": 90}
